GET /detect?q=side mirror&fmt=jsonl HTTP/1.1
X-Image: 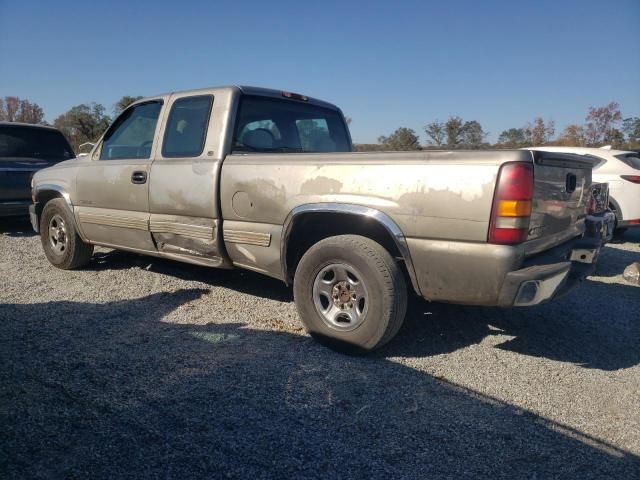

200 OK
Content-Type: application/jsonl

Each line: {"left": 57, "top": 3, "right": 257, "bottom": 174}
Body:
{"left": 78, "top": 142, "right": 95, "bottom": 154}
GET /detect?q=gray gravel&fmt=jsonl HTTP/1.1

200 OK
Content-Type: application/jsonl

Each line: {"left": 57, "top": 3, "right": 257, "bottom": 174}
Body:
{"left": 1, "top": 217, "right": 639, "bottom": 479}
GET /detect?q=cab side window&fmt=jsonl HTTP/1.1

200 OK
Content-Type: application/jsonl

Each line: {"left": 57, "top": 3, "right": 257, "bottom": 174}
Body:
{"left": 100, "top": 101, "right": 162, "bottom": 160}
{"left": 162, "top": 95, "right": 213, "bottom": 157}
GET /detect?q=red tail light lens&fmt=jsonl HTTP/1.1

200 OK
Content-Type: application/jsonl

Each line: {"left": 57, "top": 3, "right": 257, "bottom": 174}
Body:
{"left": 488, "top": 162, "right": 534, "bottom": 245}
{"left": 621, "top": 175, "right": 640, "bottom": 184}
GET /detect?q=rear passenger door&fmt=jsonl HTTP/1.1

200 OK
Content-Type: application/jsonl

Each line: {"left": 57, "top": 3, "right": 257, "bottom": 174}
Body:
{"left": 148, "top": 92, "right": 226, "bottom": 264}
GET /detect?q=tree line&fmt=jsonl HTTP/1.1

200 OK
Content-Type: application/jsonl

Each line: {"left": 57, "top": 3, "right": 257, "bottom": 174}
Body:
{"left": 0, "top": 95, "right": 142, "bottom": 151}
{"left": 367, "top": 101, "right": 639, "bottom": 151}
{"left": 1, "top": 94, "right": 638, "bottom": 152}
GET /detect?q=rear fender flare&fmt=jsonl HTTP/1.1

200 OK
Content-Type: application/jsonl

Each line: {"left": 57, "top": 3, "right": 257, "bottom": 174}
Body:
{"left": 280, "top": 203, "right": 421, "bottom": 295}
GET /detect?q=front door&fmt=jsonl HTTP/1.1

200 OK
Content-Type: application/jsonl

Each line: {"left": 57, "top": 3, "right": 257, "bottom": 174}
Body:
{"left": 75, "top": 100, "right": 164, "bottom": 251}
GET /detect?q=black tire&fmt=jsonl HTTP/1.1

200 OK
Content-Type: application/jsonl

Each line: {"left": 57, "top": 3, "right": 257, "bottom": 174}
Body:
{"left": 40, "top": 198, "right": 93, "bottom": 269}
{"left": 293, "top": 234, "right": 407, "bottom": 353}
{"left": 610, "top": 201, "right": 627, "bottom": 237}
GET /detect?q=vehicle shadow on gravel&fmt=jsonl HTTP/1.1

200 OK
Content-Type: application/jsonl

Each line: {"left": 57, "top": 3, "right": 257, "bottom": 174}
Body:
{"left": 88, "top": 249, "right": 293, "bottom": 302}
{"left": 1, "top": 290, "right": 637, "bottom": 479}
{"left": 384, "top": 278, "right": 639, "bottom": 371}
{"left": 0, "top": 217, "right": 35, "bottom": 238}
{"left": 593, "top": 231, "right": 639, "bottom": 278}
{"left": 86, "top": 244, "right": 639, "bottom": 371}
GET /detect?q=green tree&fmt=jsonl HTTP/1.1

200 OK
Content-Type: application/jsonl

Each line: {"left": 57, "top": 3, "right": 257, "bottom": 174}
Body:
{"left": 378, "top": 127, "right": 421, "bottom": 151}
{"left": 461, "top": 120, "right": 487, "bottom": 148}
{"left": 445, "top": 116, "right": 465, "bottom": 148}
{"left": 497, "top": 128, "right": 527, "bottom": 147}
{"left": 53, "top": 103, "right": 111, "bottom": 151}
{"left": 114, "top": 95, "right": 143, "bottom": 116}
{"left": 424, "top": 120, "right": 446, "bottom": 147}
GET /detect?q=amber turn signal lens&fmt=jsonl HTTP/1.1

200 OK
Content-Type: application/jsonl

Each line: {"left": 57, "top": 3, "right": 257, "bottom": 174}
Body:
{"left": 497, "top": 200, "right": 532, "bottom": 217}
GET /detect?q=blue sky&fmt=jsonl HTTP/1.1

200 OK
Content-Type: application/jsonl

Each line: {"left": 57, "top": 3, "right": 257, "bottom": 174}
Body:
{"left": 1, "top": 0, "right": 638, "bottom": 143}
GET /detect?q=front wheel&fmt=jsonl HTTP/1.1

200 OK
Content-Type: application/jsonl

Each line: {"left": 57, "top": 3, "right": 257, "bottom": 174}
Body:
{"left": 40, "top": 198, "right": 94, "bottom": 269}
{"left": 293, "top": 234, "right": 407, "bottom": 352}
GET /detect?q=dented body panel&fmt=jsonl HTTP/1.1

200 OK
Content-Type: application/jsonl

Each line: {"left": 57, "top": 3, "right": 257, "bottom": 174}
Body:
{"left": 31, "top": 85, "right": 598, "bottom": 307}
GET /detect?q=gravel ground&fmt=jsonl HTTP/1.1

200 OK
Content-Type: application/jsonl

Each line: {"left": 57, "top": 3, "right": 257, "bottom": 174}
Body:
{"left": 1, "top": 218, "right": 639, "bottom": 479}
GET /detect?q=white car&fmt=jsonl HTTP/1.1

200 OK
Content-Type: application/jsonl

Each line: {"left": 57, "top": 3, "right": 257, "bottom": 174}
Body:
{"left": 529, "top": 146, "right": 640, "bottom": 233}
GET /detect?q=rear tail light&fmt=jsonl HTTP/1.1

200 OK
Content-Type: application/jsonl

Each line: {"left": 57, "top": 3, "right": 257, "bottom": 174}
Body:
{"left": 620, "top": 175, "right": 640, "bottom": 184}
{"left": 488, "top": 162, "right": 534, "bottom": 244}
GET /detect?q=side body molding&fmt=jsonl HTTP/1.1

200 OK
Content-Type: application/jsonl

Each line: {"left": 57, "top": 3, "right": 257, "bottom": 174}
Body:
{"left": 280, "top": 203, "right": 421, "bottom": 295}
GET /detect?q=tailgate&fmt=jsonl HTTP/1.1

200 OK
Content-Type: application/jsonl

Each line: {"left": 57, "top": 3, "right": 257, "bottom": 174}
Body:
{"left": 0, "top": 159, "right": 50, "bottom": 201}
{"left": 526, "top": 151, "right": 598, "bottom": 251}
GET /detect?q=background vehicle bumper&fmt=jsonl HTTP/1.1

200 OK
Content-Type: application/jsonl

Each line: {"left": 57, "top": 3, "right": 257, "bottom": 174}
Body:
{"left": 618, "top": 219, "right": 640, "bottom": 229}
{"left": 29, "top": 204, "right": 39, "bottom": 232}
{"left": 0, "top": 200, "right": 32, "bottom": 217}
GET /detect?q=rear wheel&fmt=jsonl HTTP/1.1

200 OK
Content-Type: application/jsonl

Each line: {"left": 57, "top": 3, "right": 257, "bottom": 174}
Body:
{"left": 40, "top": 199, "right": 93, "bottom": 269}
{"left": 293, "top": 234, "right": 407, "bottom": 353}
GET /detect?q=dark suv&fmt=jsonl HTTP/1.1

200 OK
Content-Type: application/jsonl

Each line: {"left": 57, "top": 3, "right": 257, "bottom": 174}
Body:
{"left": 0, "top": 122, "right": 74, "bottom": 216}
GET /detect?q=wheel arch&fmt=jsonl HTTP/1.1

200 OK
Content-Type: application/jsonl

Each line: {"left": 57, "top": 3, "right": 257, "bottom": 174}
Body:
{"left": 608, "top": 195, "right": 623, "bottom": 221}
{"left": 33, "top": 184, "right": 74, "bottom": 232}
{"left": 281, "top": 203, "right": 421, "bottom": 295}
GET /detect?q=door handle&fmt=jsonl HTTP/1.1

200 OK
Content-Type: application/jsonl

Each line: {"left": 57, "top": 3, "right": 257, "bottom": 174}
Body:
{"left": 131, "top": 171, "right": 147, "bottom": 184}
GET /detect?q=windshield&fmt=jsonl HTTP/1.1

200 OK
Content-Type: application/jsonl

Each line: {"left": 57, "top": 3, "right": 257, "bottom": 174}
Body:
{"left": 232, "top": 95, "right": 351, "bottom": 153}
{"left": 615, "top": 153, "right": 640, "bottom": 170}
{"left": 0, "top": 125, "right": 74, "bottom": 161}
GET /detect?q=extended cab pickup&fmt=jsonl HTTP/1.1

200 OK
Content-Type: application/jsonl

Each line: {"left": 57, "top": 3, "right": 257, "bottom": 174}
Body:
{"left": 31, "top": 86, "right": 603, "bottom": 351}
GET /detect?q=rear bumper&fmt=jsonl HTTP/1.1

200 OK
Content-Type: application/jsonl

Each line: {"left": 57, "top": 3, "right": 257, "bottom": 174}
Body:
{"left": 498, "top": 238, "right": 602, "bottom": 307}
{"left": 0, "top": 200, "right": 31, "bottom": 217}
{"left": 497, "top": 236, "right": 599, "bottom": 306}
{"left": 407, "top": 230, "right": 603, "bottom": 307}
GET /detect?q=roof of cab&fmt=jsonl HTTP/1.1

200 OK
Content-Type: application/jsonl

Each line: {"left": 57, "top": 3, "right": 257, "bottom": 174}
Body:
{"left": 134, "top": 85, "right": 341, "bottom": 111}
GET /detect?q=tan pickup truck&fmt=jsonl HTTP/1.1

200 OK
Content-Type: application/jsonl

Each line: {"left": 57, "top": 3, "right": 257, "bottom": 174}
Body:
{"left": 30, "top": 86, "right": 604, "bottom": 351}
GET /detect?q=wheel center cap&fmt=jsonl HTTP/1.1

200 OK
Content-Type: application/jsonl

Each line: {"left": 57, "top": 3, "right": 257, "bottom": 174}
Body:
{"left": 332, "top": 281, "right": 355, "bottom": 307}
{"left": 339, "top": 289, "right": 350, "bottom": 303}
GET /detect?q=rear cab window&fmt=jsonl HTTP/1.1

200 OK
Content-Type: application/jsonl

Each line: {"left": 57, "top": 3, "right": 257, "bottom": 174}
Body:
{"left": 0, "top": 126, "right": 74, "bottom": 161}
{"left": 232, "top": 95, "right": 351, "bottom": 153}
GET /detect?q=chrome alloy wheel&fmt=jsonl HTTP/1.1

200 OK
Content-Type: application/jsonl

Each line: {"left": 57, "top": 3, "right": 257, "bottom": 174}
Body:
{"left": 48, "top": 214, "right": 68, "bottom": 254}
{"left": 312, "top": 263, "right": 369, "bottom": 331}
